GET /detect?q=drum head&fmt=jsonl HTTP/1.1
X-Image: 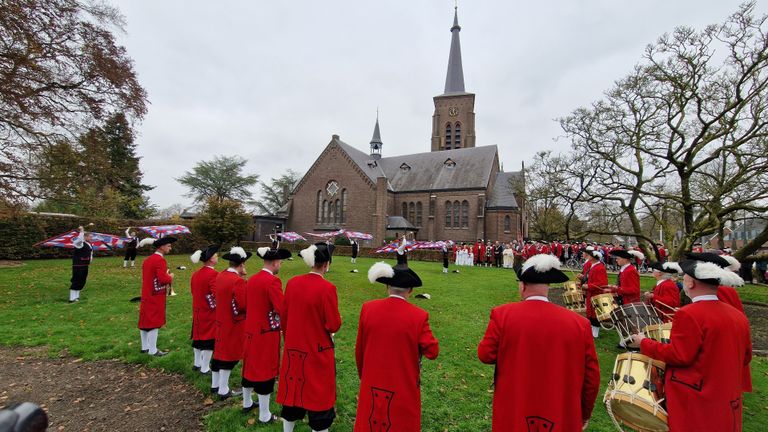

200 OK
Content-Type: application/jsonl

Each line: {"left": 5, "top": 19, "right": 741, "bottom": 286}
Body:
{"left": 608, "top": 393, "right": 668, "bottom": 431}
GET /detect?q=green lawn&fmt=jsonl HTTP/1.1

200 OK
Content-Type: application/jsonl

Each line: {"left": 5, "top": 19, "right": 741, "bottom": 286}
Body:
{"left": 0, "top": 256, "right": 765, "bottom": 431}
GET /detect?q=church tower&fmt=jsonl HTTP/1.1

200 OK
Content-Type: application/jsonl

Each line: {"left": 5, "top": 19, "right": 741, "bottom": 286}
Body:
{"left": 431, "top": 7, "right": 476, "bottom": 152}
{"left": 369, "top": 113, "right": 383, "bottom": 160}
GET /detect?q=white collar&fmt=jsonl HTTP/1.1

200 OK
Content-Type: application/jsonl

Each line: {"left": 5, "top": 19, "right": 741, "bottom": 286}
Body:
{"left": 309, "top": 271, "right": 325, "bottom": 279}
{"left": 154, "top": 251, "right": 163, "bottom": 256}
{"left": 656, "top": 279, "right": 664, "bottom": 286}
{"left": 225, "top": 267, "right": 240, "bottom": 274}
{"left": 205, "top": 265, "right": 215, "bottom": 269}
{"left": 525, "top": 296, "right": 549, "bottom": 302}
{"left": 388, "top": 294, "right": 407, "bottom": 301}
{"left": 692, "top": 294, "right": 719, "bottom": 303}
{"left": 620, "top": 264, "right": 630, "bottom": 272}
{"left": 261, "top": 268, "right": 274, "bottom": 275}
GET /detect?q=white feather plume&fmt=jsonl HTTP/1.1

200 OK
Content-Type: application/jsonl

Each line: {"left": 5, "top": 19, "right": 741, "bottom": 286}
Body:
{"left": 629, "top": 250, "right": 645, "bottom": 261}
{"left": 138, "top": 238, "right": 155, "bottom": 248}
{"left": 190, "top": 250, "right": 202, "bottom": 264}
{"left": 299, "top": 244, "right": 317, "bottom": 267}
{"left": 692, "top": 261, "right": 744, "bottom": 286}
{"left": 368, "top": 261, "right": 395, "bottom": 283}
{"left": 521, "top": 254, "right": 561, "bottom": 274}
{"left": 662, "top": 262, "right": 683, "bottom": 274}
{"left": 229, "top": 246, "right": 246, "bottom": 258}
{"left": 585, "top": 246, "right": 595, "bottom": 251}
{"left": 722, "top": 255, "right": 741, "bottom": 272}
{"left": 719, "top": 269, "right": 745, "bottom": 287}
{"left": 257, "top": 247, "right": 270, "bottom": 258}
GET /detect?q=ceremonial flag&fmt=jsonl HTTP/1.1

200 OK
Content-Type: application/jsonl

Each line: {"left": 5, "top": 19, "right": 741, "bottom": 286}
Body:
{"left": 304, "top": 230, "right": 342, "bottom": 239}
{"left": 34, "top": 230, "right": 125, "bottom": 251}
{"left": 277, "top": 232, "right": 306, "bottom": 242}
{"left": 139, "top": 224, "right": 191, "bottom": 238}
{"left": 343, "top": 230, "right": 373, "bottom": 240}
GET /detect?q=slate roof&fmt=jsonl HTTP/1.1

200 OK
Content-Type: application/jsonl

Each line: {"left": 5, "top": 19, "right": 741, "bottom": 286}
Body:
{"left": 335, "top": 137, "right": 498, "bottom": 192}
{"left": 487, "top": 171, "right": 523, "bottom": 209}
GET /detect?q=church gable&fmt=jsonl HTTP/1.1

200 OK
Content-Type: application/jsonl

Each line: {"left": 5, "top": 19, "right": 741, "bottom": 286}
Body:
{"left": 292, "top": 135, "right": 377, "bottom": 198}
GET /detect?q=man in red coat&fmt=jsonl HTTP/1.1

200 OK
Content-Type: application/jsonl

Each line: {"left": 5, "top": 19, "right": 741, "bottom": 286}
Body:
{"left": 190, "top": 244, "right": 219, "bottom": 374}
{"left": 606, "top": 250, "right": 642, "bottom": 304}
{"left": 241, "top": 246, "right": 291, "bottom": 422}
{"left": 277, "top": 243, "right": 341, "bottom": 432}
{"left": 632, "top": 258, "right": 751, "bottom": 432}
{"left": 211, "top": 246, "right": 251, "bottom": 399}
{"left": 644, "top": 261, "right": 681, "bottom": 322}
{"left": 479, "top": 254, "right": 600, "bottom": 431}
{"left": 577, "top": 247, "right": 608, "bottom": 338}
{"left": 137, "top": 236, "right": 176, "bottom": 356}
{"left": 355, "top": 253, "right": 439, "bottom": 431}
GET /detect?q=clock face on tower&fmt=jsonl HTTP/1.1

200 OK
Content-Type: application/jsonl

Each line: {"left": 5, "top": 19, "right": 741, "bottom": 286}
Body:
{"left": 448, "top": 106, "right": 459, "bottom": 117}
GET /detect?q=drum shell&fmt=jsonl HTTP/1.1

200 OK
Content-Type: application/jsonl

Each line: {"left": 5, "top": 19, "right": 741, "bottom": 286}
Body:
{"left": 643, "top": 322, "right": 673, "bottom": 344}
{"left": 591, "top": 293, "right": 618, "bottom": 322}
{"left": 605, "top": 352, "right": 668, "bottom": 431}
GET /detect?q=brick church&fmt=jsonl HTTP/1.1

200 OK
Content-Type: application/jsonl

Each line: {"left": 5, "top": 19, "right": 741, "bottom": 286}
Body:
{"left": 283, "top": 9, "right": 527, "bottom": 244}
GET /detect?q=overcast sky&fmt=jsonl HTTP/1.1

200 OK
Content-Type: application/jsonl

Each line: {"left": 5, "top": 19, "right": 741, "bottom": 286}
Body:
{"left": 113, "top": 0, "right": 761, "bottom": 210}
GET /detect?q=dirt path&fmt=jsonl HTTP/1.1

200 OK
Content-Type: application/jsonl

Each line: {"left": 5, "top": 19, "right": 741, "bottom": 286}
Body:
{"left": 0, "top": 347, "right": 210, "bottom": 432}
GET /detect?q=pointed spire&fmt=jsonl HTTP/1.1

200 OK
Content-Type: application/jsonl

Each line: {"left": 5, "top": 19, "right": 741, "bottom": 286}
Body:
{"left": 443, "top": 6, "right": 465, "bottom": 94}
{"left": 370, "top": 110, "right": 383, "bottom": 160}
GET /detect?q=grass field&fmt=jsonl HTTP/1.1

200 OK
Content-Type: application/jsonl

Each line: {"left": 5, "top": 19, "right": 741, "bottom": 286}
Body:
{"left": 0, "top": 255, "right": 765, "bottom": 431}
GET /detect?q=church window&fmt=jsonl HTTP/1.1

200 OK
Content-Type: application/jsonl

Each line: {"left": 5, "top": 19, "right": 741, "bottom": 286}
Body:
{"left": 402, "top": 202, "right": 408, "bottom": 219}
{"left": 326, "top": 180, "right": 339, "bottom": 197}
{"left": 335, "top": 200, "right": 341, "bottom": 224}
{"left": 429, "top": 198, "right": 435, "bottom": 216}
{"left": 504, "top": 215, "right": 511, "bottom": 233}
{"left": 329, "top": 200, "right": 335, "bottom": 223}
{"left": 445, "top": 123, "right": 452, "bottom": 150}
{"left": 408, "top": 202, "right": 415, "bottom": 224}
{"left": 416, "top": 202, "right": 423, "bottom": 227}
{"left": 444, "top": 158, "right": 456, "bottom": 168}
{"left": 341, "top": 189, "right": 347, "bottom": 223}
{"left": 454, "top": 122, "right": 461, "bottom": 148}
{"left": 461, "top": 200, "right": 469, "bottom": 228}
{"left": 322, "top": 200, "right": 328, "bottom": 223}
{"left": 453, "top": 201, "right": 460, "bottom": 228}
{"left": 316, "top": 191, "right": 322, "bottom": 223}
{"left": 445, "top": 201, "right": 452, "bottom": 228}
{"left": 400, "top": 163, "right": 411, "bottom": 171}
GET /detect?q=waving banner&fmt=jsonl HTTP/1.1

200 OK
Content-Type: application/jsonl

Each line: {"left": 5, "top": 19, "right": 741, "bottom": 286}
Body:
{"left": 138, "top": 225, "right": 191, "bottom": 238}
{"left": 35, "top": 230, "right": 126, "bottom": 251}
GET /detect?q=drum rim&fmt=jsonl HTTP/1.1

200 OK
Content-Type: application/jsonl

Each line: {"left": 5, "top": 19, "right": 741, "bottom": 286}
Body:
{"left": 615, "top": 352, "right": 667, "bottom": 369}
{"left": 606, "top": 391, "right": 669, "bottom": 425}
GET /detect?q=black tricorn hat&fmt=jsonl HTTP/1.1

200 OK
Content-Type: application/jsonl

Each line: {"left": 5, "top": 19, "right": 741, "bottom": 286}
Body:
{"left": 516, "top": 255, "right": 570, "bottom": 284}
{"left": 191, "top": 244, "right": 220, "bottom": 263}
{"left": 609, "top": 249, "right": 634, "bottom": 260}
{"left": 648, "top": 261, "right": 682, "bottom": 274}
{"left": 153, "top": 236, "right": 177, "bottom": 248}
{"left": 222, "top": 246, "right": 252, "bottom": 264}
{"left": 368, "top": 261, "right": 423, "bottom": 288}
{"left": 685, "top": 252, "right": 728, "bottom": 268}
{"left": 256, "top": 246, "right": 292, "bottom": 261}
{"left": 679, "top": 259, "right": 744, "bottom": 287}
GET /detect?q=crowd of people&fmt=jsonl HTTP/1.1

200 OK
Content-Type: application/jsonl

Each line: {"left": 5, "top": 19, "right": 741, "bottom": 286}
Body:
{"left": 63, "top": 227, "right": 755, "bottom": 431}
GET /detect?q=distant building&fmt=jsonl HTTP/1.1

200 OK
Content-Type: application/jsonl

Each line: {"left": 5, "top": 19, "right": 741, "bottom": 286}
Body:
{"left": 284, "top": 9, "right": 527, "bottom": 243}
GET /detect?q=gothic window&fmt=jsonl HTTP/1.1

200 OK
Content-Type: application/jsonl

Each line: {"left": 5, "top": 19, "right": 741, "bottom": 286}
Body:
{"left": 335, "top": 200, "right": 341, "bottom": 224}
{"left": 416, "top": 202, "right": 423, "bottom": 227}
{"left": 504, "top": 215, "right": 511, "bottom": 232}
{"left": 408, "top": 202, "right": 415, "bottom": 224}
{"left": 461, "top": 200, "right": 469, "bottom": 228}
{"left": 445, "top": 123, "right": 452, "bottom": 150}
{"left": 429, "top": 198, "right": 435, "bottom": 216}
{"left": 322, "top": 200, "right": 328, "bottom": 223}
{"left": 341, "top": 189, "right": 347, "bottom": 223}
{"left": 328, "top": 199, "right": 335, "bottom": 223}
{"left": 316, "top": 191, "right": 322, "bottom": 223}
{"left": 454, "top": 122, "right": 461, "bottom": 148}
{"left": 402, "top": 202, "right": 408, "bottom": 219}
{"left": 445, "top": 201, "right": 452, "bottom": 228}
{"left": 453, "top": 201, "right": 460, "bottom": 228}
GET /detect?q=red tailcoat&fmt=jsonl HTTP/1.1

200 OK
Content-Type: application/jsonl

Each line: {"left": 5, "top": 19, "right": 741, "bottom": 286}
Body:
{"left": 554, "top": 242, "right": 563, "bottom": 258}
{"left": 243, "top": 269, "right": 284, "bottom": 382}
{"left": 585, "top": 262, "right": 608, "bottom": 319}
{"left": 640, "top": 300, "right": 752, "bottom": 432}
{"left": 615, "top": 265, "right": 641, "bottom": 304}
{"left": 473, "top": 243, "right": 480, "bottom": 261}
{"left": 478, "top": 300, "right": 601, "bottom": 431}
{"left": 479, "top": 244, "right": 487, "bottom": 262}
{"left": 276, "top": 273, "right": 342, "bottom": 411}
{"left": 138, "top": 253, "right": 173, "bottom": 329}
{"left": 213, "top": 269, "right": 246, "bottom": 362}
{"left": 354, "top": 297, "right": 439, "bottom": 432}
{"left": 190, "top": 265, "right": 217, "bottom": 341}
{"left": 651, "top": 279, "right": 680, "bottom": 322}
{"left": 718, "top": 286, "right": 752, "bottom": 392}
{"left": 540, "top": 244, "right": 551, "bottom": 255}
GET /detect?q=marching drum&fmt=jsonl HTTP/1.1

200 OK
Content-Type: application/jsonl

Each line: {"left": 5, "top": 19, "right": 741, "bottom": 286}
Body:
{"left": 562, "top": 290, "right": 586, "bottom": 315}
{"left": 643, "top": 323, "right": 672, "bottom": 344}
{"left": 611, "top": 303, "right": 663, "bottom": 349}
{"left": 591, "top": 293, "right": 619, "bottom": 322}
{"left": 604, "top": 352, "right": 668, "bottom": 432}
{"left": 563, "top": 280, "right": 580, "bottom": 292}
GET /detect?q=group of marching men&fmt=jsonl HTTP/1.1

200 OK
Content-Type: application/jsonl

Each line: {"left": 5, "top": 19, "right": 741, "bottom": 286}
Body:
{"left": 131, "top": 233, "right": 752, "bottom": 431}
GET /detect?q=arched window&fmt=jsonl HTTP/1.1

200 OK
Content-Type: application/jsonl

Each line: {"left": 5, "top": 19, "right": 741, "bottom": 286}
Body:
{"left": 445, "top": 123, "right": 452, "bottom": 150}
{"left": 402, "top": 202, "right": 408, "bottom": 219}
{"left": 322, "top": 200, "right": 328, "bottom": 223}
{"left": 328, "top": 199, "right": 335, "bottom": 223}
{"left": 445, "top": 201, "right": 452, "bottom": 228}
{"left": 341, "top": 189, "right": 347, "bottom": 223}
{"left": 408, "top": 202, "right": 415, "bottom": 224}
{"left": 453, "top": 201, "right": 460, "bottom": 228}
{"left": 335, "top": 200, "right": 341, "bottom": 224}
{"left": 416, "top": 202, "right": 422, "bottom": 227}
{"left": 316, "top": 191, "right": 322, "bottom": 223}
{"left": 461, "top": 200, "right": 469, "bottom": 228}
{"left": 504, "top": 215, "right": 511, "bottom": 232}
{"left": 454, "top": 122, "right": 461, "bottom": 148}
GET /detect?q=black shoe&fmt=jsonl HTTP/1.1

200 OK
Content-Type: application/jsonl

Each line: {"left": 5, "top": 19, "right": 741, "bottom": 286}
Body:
{"left": 260, "top": 414, "right": 280, "bottom": 424}
{"left": 150, "top": 350, "right": 168, "bottom": 357}
{"left": 140, "top": 349, "right": 148, "bottom": 354}
{"left": 192, "top": 365, "right": 200, "bottom": 371}
{"left": 68, "top": 299, "right": 79, "bottom": 303}
{"left": 218, "top": 391, "right": 233, "bottom": 401}
{"left": 242, "top": 403, "right": 258, "bottom": 413}
{"left": 199, "top": 369, "right": 211, "bottom": 375}
{"left": 211, "top": 387, "right": 218, "bottom": 394}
